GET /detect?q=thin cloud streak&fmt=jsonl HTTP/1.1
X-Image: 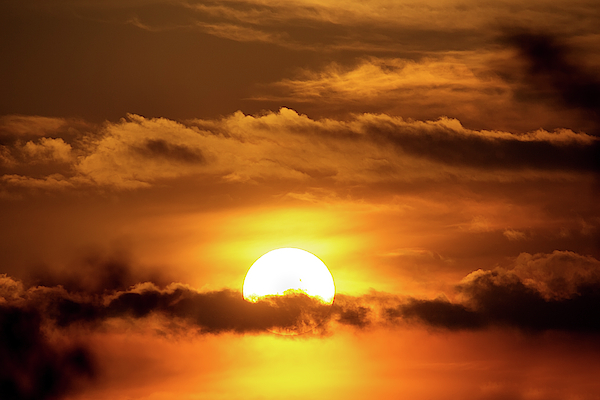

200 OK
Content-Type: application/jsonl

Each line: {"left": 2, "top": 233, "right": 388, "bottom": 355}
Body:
{"left": 17, "top": 0, "right": 600, "bottom": 52}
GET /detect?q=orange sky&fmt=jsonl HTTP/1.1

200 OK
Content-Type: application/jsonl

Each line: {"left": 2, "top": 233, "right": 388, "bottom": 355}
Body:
{"left": 1, "top": 1, "right": 599, "bottom": 399}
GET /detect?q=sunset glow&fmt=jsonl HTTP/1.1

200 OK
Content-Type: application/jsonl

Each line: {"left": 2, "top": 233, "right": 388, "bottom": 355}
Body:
{"left": 1, "top": 0, "right": 599, "bottom": 399}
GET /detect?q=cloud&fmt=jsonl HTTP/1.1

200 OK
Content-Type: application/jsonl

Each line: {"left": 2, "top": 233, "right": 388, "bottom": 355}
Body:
{"left": 255, "top": 55, "right": 527, "bottom": 130}
{"left": 0, "top": 116, "right": 68, "bottom": 139}
{"left": 501, "top": 30, "right": 600, "bottom": 123}
{"left": 1, "top": 174, "right": 74, "bottom": 190}
{"left": 0, "top": 305, "right": 95, "bottom": 400}
{"left": 393, "top": 298, "right": 484, "bottom": 330}
{"left": 1, "top": 125, "right": 73, "bottom": 170}
{"left": 26, "top": 250, "right": 167, "bottom": 295}
{"left": 132, "top": 138, "right": 205, "bottom": 165}
{"left": 0, "top": 247, "right": 598, "bottom": 384}
{"left": 503, "top": 229, "right": 527, "bottom": 241}
{"left": 511, "top": 250, "right": 600, "bottom": 299}
{"left": 2, "top": 272, "right": 333, "bottom": 335}
{"left": 465, "top": 216, "right": 494, "bottom": 233}
{"left": 1, "top": 109, "right": 597, "bottom": 192}
{"left": 22, "top": 0, "right": 600, "bottom": 55}
{"left": 21, "top": 138, "right": 72, "bottom": 163}
{"left": 394, "top": 250, "right": 600, "bottom": 333}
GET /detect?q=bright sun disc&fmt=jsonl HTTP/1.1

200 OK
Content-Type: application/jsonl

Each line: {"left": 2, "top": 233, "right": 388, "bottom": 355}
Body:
{"left": 242, "top": 248, "right": 335, "bottom": 304}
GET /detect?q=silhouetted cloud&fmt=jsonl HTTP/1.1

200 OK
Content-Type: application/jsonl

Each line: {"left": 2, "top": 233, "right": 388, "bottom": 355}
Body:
{"left": 385, "top": 251, "right": 600, "bottom": 333}
{"left": 365, "top": 120, "right": 599, "bottom": 172}
{"left": 2, "top": 274, "right": 333, "bottom": 335}
{"left": 332, "top": 300, "right": 372, "bottom": 328}
{"left": 502, "top": 30, "right": 600, "bottom": 122}
{"left": 0, "top": 305, "right": 95, "bottom": 400}
{"left": 1, "top": 248, "right": 599, "bottom": 382}
{"left": 456, "top": 268, "right": 600, "bottom": 332}
{"left": 391, "top": 298, "right": 484, "bottom": 330}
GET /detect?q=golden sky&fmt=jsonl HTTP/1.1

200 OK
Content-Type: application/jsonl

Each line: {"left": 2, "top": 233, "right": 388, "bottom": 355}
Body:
{"left": 1, "top": 0, "right": 599, "bottom": 399}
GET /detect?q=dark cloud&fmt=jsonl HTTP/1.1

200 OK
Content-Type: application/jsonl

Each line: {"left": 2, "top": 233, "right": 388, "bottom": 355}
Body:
{"left": 133, "top": 139, "right": 205, "bottom": 164}
{"left": 391, "top": 298, "right": 484, "bottom": 330}
{"left": 457, "top": 269, "right": 600, "bottom": 332}
{"left": 2, "top": 250, "right": 600, "bottom": 373}
{"left": 27, "top": 250, "right": 169, "bottom": 294}
{"left": 3, "top": 276, "right": 333, "bottom": 335}
{"left": 366, "top": 123, "right": 599, "bottom": 172}
{"left": 387, "top": 252, "right": 600, "bottom": 333}
{"left": 502, "top": 30, "right": 600, "bottom": 121}
{"left": 94, "top": 287, "right": 331, "bottom": 334}
{"left": 5, "top": 264, "right": 600, "bottom": 339}
{"left": 333, "top": 304, "right": 371, "bottom": 328}
{"left": 0, "top": 305, "right": 95, "bottom": 400}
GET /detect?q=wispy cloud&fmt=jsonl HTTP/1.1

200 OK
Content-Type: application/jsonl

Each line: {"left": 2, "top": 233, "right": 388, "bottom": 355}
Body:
{"left": 26, "top": 0, "right": 600, "bottom": 53}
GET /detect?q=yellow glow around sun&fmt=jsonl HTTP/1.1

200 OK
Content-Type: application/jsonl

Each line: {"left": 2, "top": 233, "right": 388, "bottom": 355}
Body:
{"left": 243, "top": 248, "right": 335, "bottom": 304}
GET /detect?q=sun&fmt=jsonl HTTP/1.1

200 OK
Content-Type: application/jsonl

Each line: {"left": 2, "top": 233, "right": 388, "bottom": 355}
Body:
{"left": 242, "top": 248, "right": 335, "bottom": 305}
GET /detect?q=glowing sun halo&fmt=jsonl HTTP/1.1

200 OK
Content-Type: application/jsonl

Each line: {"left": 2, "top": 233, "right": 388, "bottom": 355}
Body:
{"left": 242, "top": 248, "right": 335, "bottom": 305}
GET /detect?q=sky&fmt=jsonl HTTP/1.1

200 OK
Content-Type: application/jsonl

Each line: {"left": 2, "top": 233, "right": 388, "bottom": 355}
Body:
{"left": 1, "top": 0, "right": 600, "bottom": 399}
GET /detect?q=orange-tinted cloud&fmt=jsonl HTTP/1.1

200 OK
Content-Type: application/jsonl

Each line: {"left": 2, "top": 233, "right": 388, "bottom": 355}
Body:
{"left": 52, "top": 0, "right": 600, "bottom": 52}
{"left": 1, "top": 109, "right": 596, "bottom": 192}
{"left": 3, "top": 249, "right": 599, "bottom": 336}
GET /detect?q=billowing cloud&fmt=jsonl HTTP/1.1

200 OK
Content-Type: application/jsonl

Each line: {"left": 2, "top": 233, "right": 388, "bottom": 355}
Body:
{"left": 395, "top": 250, "right": 600, "bottom": 332}
{"left": 511, "top": 250, "right": 600, "bottom": 299}
{"left": 1, "top": 109, "right": 596, "bottom": 191}
{"left": 2, "top": 250, "right": 599, "bottom": 398}
{"left": 1, "top": 272, "right": 333, "bottom": 335}
{"left": 21, "top": 138, "right": 72, "bottom": 163}
{"left": 3, "top": 250, "right": 599, "bottom": 338}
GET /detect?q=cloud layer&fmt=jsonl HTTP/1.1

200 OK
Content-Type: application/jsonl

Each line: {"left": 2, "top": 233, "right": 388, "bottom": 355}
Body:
{"left": 3, "top": 249, "right": 599, "bottom": 398}
{"left": 1, "top": 109, "right": 596, "bottom": 191}
{"left": 2, "top": 250, "right": 599, "bottom": 336}
{"left": 30, "top": 0, "right": 600, "bottom": 52}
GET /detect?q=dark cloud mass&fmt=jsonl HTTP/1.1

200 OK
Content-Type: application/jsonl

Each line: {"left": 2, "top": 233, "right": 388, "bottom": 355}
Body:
{"left": 392, "top": 268, "right": 600, "bottom": 333}
{"left": 0, "top": 306, "right": 95, "bottom": 400}
{"left": 52, "top": 287, "right": 332, "bottom": 334}
{"left": 2, "top": 249, "right": 600, "bottom": 397}
{"left": 391, "top": 251, "right": 600, "bottom": 333}
{"left": 3, "top": 250, "right": 600, "bottom": 342}
{"left": 133, "top": 139, "right": 205, "bottom": 164}
{"left": 2, "top": 274, "right": 333, "bottom": 335}
{"left": 392, "top": 298, "right": 484, "bottom": 330}
{"left": 367, "top": 123, "right": 599, "bottom": 172}
{"left": 27, "top": 250, "right": 169, "bottom": 295}
{"left": 504, "top": 31, "right": 600, "bottom": 118}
